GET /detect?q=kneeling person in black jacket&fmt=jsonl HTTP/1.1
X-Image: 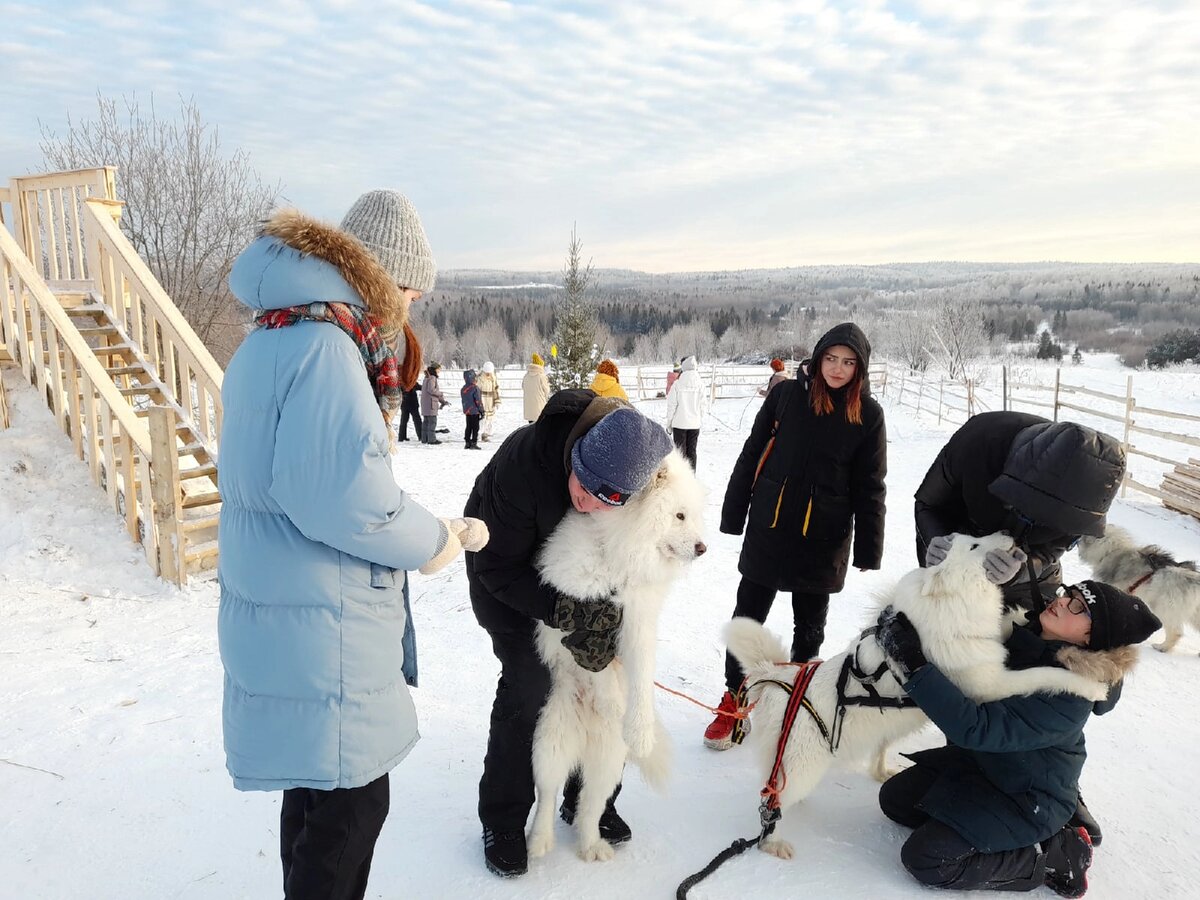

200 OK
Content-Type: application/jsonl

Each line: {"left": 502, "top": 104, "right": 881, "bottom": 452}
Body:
{"left": 876, "top": 579, "right": 1160, "bottom": 898}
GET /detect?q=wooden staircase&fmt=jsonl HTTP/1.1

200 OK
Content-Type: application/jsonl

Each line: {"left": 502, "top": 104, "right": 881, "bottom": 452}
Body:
{"left": 1, "top": 168, "right": 224, "bottom": 585}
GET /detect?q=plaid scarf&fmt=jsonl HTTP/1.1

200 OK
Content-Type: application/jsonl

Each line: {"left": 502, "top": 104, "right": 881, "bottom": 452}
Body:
{"left": 256, "top": 302, "right": 402, "bottom": 417}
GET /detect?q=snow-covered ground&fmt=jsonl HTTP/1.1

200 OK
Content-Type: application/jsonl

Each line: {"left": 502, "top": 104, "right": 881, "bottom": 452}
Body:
{"left": 2, "top": 363, "right": 1199, "bottom": 900}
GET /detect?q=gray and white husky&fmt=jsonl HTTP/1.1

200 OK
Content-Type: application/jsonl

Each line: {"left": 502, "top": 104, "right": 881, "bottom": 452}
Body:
{"left": 1079, "top": 524, "right": 1200, "bottom": 654}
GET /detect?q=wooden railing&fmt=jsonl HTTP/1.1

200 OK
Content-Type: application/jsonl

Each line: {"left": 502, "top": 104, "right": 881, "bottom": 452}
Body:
{"left": 7, "top": 168, "right": 117, "bottom": 282}
{"left": 0, "top": 222, "right": 185, "bottom": 581}
{"left": 80, "top": 197, "right": 224, "bottom": 447}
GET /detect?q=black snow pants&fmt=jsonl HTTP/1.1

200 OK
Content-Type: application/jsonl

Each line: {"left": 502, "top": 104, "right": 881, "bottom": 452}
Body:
{"left": 671, "top": 427, "right": 699, "bottom": 469}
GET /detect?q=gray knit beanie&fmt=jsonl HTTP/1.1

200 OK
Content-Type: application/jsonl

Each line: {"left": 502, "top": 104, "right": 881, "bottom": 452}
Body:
{"left": 339, "top": 190, "right": 436, "bottom": 293}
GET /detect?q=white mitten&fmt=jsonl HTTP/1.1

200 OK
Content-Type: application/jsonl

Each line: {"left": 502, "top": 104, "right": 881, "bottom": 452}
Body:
{"left": 447, "top": 516, "right": 490, "bottom": 552}
{"left": 418, "top": 524, "right": 463, "bottom": 575}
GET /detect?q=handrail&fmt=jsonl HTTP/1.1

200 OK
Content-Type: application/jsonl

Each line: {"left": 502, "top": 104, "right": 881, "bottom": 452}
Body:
{"left": 10, "top": 167, "right": 116, "bottom": 282}
{"left": 81, "top": 197, "right": 224, "bottom": 447}
{"left": 0, "top": 224, "right": 152, "bottom": 452}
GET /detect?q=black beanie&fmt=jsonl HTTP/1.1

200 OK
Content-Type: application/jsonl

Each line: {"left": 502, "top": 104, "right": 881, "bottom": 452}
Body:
{"left": 1075, "top": 580, "right": 1162, "bottom": 650}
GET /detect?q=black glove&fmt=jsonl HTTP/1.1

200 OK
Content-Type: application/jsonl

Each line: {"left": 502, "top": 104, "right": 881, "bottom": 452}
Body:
{"left": 550, "top": 595, "right": 623, "bottom": 672}
{"left": 875, "top": 608, "right": 928, "bottom": 682}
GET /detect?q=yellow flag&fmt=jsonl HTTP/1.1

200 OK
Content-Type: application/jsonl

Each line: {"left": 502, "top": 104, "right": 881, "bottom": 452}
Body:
{"left": 550, "top": 344, "right": 558, "bottom": 359}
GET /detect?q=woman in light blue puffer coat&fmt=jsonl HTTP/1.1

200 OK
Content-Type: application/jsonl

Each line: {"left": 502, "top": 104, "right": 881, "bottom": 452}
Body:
{"left": 218, "top": 190, "right": 487, "bottom": 900}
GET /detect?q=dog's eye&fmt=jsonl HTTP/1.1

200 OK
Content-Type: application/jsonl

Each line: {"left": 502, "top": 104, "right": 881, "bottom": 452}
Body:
{"left": 676, "top": 512, "right": 686, "bottom": 521}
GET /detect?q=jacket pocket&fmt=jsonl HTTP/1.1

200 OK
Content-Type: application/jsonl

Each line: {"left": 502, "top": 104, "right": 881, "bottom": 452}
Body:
{"left": 802, "top": 491, "right": 852, "bottom": 540}
{"left": 749, "top": 475, "right": 787, "bottom": 529}
{"left": 370, "top": 562, "right": 397, "bottom": 589}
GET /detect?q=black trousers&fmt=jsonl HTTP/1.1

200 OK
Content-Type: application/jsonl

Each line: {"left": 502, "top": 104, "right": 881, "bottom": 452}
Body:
{"left": 280, "top": 773, "right": 390, "bottom": 900}
{"left": 479, "top": 624, "right": 552, "bottom": 831}
{"left": 671, "top": 428, "right": 699, "bottom": 469}
{"left": 879, "top": 765, "right": 1045, "bottom": 892}
{"left": 465, "top": 413, "right": 481, "bottom": 446}
{"left": 398, "top": 389, "right": 422, "bottom": 441}
{"left": 724, "top": 576, "right": 830, "bottom": 693}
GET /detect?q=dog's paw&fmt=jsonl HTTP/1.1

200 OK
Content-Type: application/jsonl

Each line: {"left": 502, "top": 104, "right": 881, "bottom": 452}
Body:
{"left": 1153, "top": 641, "right": 1171, "bottom": 653}
{"left": 759, "top": 838, "right": 794, "bottom": 860}
{"left": 528, "top": 829, "right": 554, "bottom": 859}
{"left": 579, "top": 838, "right": 615, "bottom": 862}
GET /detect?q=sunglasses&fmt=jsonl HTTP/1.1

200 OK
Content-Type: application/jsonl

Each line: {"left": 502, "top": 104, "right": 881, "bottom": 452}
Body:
{"left": 1055, "top": 586, "right": 1093, "bottom": 619}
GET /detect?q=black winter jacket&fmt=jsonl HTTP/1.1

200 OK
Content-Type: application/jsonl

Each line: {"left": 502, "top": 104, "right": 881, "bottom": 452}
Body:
{"left": 721, "top": 323, "right": 887, "bottom": 592}
{"left": 465, "top": 389, "right": 620, "bottom": 633}
{"left": 902, "top": 625, "right": 1128, "bottom": 853}
{"left": 914, "top": 411, "right": 1125, "bottom": 605}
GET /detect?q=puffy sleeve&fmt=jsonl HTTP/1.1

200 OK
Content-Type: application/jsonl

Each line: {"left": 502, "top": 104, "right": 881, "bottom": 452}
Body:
{"left": 269, "top": 338, "right": 442, "bottom": 570}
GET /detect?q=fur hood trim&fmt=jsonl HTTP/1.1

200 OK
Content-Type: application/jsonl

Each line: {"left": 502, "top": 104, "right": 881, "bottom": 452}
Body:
{"left": 1056, "top": 644, "right": 1139, "bottom": 685}
{"left": 262, "top": 209, "right": 407, "bottom": 333}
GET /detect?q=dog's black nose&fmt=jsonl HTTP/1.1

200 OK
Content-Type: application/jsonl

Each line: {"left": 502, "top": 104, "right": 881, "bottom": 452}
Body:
{"left": 695, "top": 541, "right": 707, "bottom": 557}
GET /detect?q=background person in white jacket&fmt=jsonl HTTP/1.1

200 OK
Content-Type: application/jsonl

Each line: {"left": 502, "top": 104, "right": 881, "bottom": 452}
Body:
{"left": 665, "top": 355, "right": 704, "bottom": 468}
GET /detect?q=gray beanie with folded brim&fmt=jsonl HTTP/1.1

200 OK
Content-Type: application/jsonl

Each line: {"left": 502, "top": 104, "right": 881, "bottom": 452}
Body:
{"left": 340, "top": 189, "right": 436, "bottom": 293}
{"left": 571, "top": 407, "right": 673, "bottom": 503}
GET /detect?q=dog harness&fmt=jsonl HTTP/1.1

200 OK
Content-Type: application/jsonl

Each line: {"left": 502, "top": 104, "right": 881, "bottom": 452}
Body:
{"left": 1126, "top": 572, "right": 1154, "bottom": 594}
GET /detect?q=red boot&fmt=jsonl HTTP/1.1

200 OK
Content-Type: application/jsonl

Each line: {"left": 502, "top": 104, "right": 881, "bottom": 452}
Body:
{"left": 703, "top": 690, "right": 750, "bottom": 750}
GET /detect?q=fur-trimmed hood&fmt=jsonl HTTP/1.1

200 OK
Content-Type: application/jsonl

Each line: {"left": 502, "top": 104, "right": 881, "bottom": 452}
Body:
{"left": 228, "top": 209, "right": 409, "bottom": 333}
{"left": 1056, "top": 644, "right": 1139, "bottom": 686}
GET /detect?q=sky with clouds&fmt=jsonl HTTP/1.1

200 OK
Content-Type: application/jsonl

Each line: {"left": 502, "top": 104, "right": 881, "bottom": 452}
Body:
{"left": 2, "top": 0, "right": 1198, "bottom": 271}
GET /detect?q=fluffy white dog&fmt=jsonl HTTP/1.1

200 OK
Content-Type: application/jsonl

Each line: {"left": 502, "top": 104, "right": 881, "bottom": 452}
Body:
{"left": 726, "top": 531, "right": 1109, "bottom": 860}
{"left": 530, "top": 450, "right": 707, "bottom": 862}
{"left": 1079, "top": 523, "right": 1200, "bottom": 654}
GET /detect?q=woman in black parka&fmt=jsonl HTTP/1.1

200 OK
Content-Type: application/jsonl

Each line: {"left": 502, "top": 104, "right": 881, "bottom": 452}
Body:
{"left": 705, "top": 322, "right": 887, "bottom": 749}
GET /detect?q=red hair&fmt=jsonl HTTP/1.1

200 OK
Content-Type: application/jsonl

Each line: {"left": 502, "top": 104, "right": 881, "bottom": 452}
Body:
{"left": 397, "top": 323, "right": 423, "bottom": 391}
{"left": 769, "top": 358, "right": 785, "bottom": 372}
{"left": 810, "top": 364, "right": 864, "bottom": 424}
{"left": 597, "top": 359, "right": 620, "bottom": 378}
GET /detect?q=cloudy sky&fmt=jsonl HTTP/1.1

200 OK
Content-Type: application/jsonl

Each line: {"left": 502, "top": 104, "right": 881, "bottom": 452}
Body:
{"left": 2, "top": 0, "right": 1198, "bottom": 271}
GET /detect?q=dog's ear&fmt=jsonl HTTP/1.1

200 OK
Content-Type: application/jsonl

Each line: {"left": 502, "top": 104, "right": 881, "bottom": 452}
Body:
{"left": 652, "top": 462, "right": 670, "bottom": 488}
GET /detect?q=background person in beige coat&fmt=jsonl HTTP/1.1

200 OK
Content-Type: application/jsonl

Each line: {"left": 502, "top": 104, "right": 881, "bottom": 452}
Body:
{"left": 522, "top": 353, "right": 551, "bottom": 422}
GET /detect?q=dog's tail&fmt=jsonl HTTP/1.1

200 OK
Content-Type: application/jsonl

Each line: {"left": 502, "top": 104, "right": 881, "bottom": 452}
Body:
{"left": 724, "top": 617, "right": 789, "bottom": 699}
{"left": 632, "top": 720, "right": 673, "bottom": 793}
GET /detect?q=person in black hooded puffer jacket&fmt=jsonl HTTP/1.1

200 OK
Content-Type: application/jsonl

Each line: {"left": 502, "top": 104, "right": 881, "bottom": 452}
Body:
{"left": 706, "top": 322, "right": 887, "bottom": 750}
{"left": 913, "top": 410, "right": 1127, "bottom": 847}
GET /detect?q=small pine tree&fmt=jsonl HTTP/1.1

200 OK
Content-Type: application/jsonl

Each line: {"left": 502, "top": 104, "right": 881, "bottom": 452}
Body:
{"left": 549, "top": 226, "right": 601, "bottom": 391}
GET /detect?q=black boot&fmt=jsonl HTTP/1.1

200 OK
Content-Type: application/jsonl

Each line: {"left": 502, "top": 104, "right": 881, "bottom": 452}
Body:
{"left": 482, "top": 827, "right": 527, "bottom": 877}
{"left": 1068, "top": 791, "right": 1102, "bottom": 846}
{"left": 1042, "top": 825, "right": 1093, "bottom": 898}
{"left": 559, "top": 774, "right": 631, "bottom": 844}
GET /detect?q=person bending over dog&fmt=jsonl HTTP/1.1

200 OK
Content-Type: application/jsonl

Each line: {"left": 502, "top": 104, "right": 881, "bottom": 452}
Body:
{"left": 465, "top": 393, "right": 672, "bottom": 877}
{"left": 913, "top": 411, "right": 1126, "bottom": 842}
{"left": 876, "top": 579, "right": 1160, "bottom": 898}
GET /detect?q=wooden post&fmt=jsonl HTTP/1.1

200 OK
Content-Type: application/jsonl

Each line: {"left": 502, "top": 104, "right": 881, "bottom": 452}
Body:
{"left": 1002, "top": 365, "right": 1008, "bottom": 412}
{"left": 1120, "top": 375, "right": 1134, "bottom": 498}
{"left": 1053, "top": 368, "right": 1061, "bottom": 422}
{"left": 0, "top": 370, "right": 10, "bottom": 429}
{"left": 937, "top": 380, "right": 944, "bottom": 425}
{"left": 710, "top": 363, "right": 718, "bottom": 404}
{"left": 967, "top": 379, "right": 975, "bottom": 417}
{"left": 149, "top": 405, "right": 184, "bottom": 585}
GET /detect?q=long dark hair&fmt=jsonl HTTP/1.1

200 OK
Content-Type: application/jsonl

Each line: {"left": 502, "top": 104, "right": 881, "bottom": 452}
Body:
{"left": 810, "top": 358, "right": 864, "bottom": 424}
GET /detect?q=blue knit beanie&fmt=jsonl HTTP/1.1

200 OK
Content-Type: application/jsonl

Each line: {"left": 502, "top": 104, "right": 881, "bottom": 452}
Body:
{"left": 571, "top": 407, "right": 673, "bottom": 506}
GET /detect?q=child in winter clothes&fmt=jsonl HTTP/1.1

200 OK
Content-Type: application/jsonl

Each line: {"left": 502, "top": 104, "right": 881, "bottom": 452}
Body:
{"left": 461, "top": 369, "right": 484, "bottom": 449}
{"left": 420, "top": 363, "right": 448, "bottom": 444}
{"left": 664, "top": 355, "right": 704, "bottom": 468}
{"left": 876, "top": 577, "right": 1160, "bottom": 897}
{"left": 476, "top": 361, "right": 502, "bottom": 441}
{"left": 219, "top": 189, "right": 489, "bottom": 900}
{"left": 589, "top": 358, "right": 629, "bottom": 400}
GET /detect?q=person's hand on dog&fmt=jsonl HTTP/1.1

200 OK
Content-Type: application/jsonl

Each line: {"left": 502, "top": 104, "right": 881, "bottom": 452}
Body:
{"left": 983, "top": 546, "right": 1028, "bottom": 584}
{"left": 551, "top": 594, "right": 623, "bottom": 672}
{"left": 876, "top": 609, "right": 928, "bottom": 682}
{"left": 924, "top": 534, "right": 954, "bottom": 567}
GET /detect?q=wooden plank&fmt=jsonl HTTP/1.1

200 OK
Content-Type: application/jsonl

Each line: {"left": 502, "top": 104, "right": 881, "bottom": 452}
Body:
{"left": 149, "top": 407, "right": 183, "bottom": 585}
{"left": 1127, "top": 445, "right": 1186, "bottom": 467}
{"left": 1059, "top": 383, "right": 1130, "bottom": 404}
{"left": 1129, "top": 421, "right": 1200, "bottom": 449}
{"left": 1057, "top": 400, "right": 1126, "bottom": 424}
{"left": 1133, "top": 403, "right": 1200, "bottom": 424}
{"left": 0, "top": 370, "right": 9, "bottom": 429}
{"left": 65, "top": 356, "right": 83, "bottom": 459}
{"left": 120, "top": 428, "right": 138, "bottom": 540}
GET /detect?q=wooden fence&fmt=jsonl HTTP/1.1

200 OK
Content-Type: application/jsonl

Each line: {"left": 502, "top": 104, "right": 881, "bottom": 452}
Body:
{"left": 875, "top": 360, "right": 1200, "bottom": 520}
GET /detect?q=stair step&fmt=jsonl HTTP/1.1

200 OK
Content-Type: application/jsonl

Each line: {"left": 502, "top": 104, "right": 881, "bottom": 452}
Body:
{"left": 179, "top": 464, "right": 218, "bottom": 481}
{"left": 184, "top": 540, "right": 219, "bottom": 565}
{"left": 180, "top": 514, "right": 220, "bottom": 533}
{"left": 177, "top": 441, "right": 211, "bottom": 457}
{"left": 76, "top": 325, "right": 120, "bottom": 337}
{"left": 181, "top": 491, "right": 222, "bottom": 509}
{"left": 91, "top": 343, "right": 132, "bottom": 356}
{"left": 64, "top": 304, "right": 108, "bottom": 317}
{"left": 118, "top": 383, "right": 165, "bottom": 396}
{"left": 105, "top": 365, "right": 148, "bottom": 377}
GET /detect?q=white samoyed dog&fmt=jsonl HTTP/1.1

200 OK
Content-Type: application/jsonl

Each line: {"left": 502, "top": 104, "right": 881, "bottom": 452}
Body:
{"left": 726, "top": 531, "right": 1111, "bottom": 860}
{"left": 1078, "top": 523, "right": 1200, "bottom": 654}
{"left": 531, "top": 450, "right": 707, "bottom": 862}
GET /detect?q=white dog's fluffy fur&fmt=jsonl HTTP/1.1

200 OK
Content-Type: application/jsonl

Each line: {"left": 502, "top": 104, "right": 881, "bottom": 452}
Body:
{"left": 1079, "top": 524, "right": 1200, "bottom": 654}
{"left": 530, "top": 450, "right": 706, "bottom": 862}
{"left": 726, "top": 531, "right": 1111, "bottom": 860}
